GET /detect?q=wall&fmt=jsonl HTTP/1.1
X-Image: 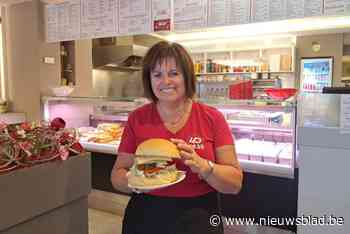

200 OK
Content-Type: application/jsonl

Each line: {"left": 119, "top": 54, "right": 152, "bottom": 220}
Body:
{"left": 3, "top": 0, "right": 41, "bottom": 121}
{"left": 73, "top": 39, "right": 93, "bottom": 97}
{"left": 38, "top": 1, "right": 61, "bottom": 97}
{"left": 296, "top": 33, "right": 343, "bottom": 87}
{"left": 2, "top": 0, "right": 94, "bottom": 121}
{"left": 344, "top": 33, "right": 350, "bottom": 45}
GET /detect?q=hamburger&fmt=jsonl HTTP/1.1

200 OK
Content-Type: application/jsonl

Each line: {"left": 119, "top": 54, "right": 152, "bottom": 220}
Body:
{"left": 128, "top": 138, "right": 181, "bottom": 187}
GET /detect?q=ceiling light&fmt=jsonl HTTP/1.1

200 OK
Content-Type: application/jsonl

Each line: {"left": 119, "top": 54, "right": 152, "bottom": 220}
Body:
{"left": 162, "top": 15, "right": 350, "bottom": 43}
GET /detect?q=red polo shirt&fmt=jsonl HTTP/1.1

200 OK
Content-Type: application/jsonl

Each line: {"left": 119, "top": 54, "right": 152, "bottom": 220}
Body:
{"left": 118, "top": 101, "right": 234, "bottom": 197}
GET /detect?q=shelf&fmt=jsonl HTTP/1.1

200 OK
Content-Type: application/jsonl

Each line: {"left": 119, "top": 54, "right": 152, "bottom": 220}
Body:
{"left": 197, "top": 80, "right": 237, "bottom": 83}
{"left": 252, "top": 79, "right": 276, "bottom": 82}
{"left": 253, "top": 86, "right": 275, "bottom": 89}
{"left": 0, "top": 112, "right": 26, "bottom": 124}
{"left": 196, "top": 72, "right": 253, "bottom": 75}
{"left": 229, "top": 122, "right": 292, "bottom": 133}
{"left": 239, "top": 159, "right": 293, "bottom": 178}
{"left": 196, "top": 71, "right": 293, "bottom": 76}
{"left": 41, "top": 96, "right": 137, "bottom": 102}
{"left": 79, "top": 140, "right": 119, "bottom": 155}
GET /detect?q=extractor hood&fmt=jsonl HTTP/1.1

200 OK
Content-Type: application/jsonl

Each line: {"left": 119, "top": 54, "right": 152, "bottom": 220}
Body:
{"left": 92, "top": 42, "right": 149, "bottom": 71}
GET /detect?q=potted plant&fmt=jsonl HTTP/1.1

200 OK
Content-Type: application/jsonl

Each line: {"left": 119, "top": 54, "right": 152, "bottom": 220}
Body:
{"left": 0, "top": 118, "right": 91, "bottom": 234}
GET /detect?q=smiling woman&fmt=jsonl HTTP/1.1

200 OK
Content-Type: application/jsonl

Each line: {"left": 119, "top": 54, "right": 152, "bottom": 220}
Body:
{"left": 111, "top": 41, "right": 243, "bottom": 234}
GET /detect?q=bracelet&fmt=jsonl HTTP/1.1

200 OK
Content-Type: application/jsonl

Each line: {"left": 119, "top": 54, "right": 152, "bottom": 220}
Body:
{"left": 200, "top": 160, "right": 214, "bottom": 180}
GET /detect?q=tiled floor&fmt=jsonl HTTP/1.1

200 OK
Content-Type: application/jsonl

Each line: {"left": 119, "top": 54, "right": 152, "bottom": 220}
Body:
{"left": 89, "top": 209, "right": 123, "bottom": 234}
{"left": 88, "top": 208, "right": 295, "bottom": 234}
{"left": 88, "top": 190, "right": 295, "bottom": 234}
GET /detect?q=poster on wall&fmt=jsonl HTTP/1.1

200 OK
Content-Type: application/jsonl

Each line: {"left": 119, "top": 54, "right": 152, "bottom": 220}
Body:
{"left": 286, "top": 0, "right": 323, "bottom": 19}
{"left": 80, "top": 0, "right": 118, "bottom": 39}
{"left": 304, "top": 0, "right": 323, "bottom": 17}
{"left": 208, "top": 0, "right": 250, "bottom": 27}
{"left": 286, "top": 0, "right": 304, "bottom": 19}
{"left": 152, "top": 0, "right": 172, "bottom": 32}
{"left": 324, "top": 0, "right": 350, "bottom": 15}
{"left": 269, "top": 0, "right": 287, "bottom": 21}
{"left": 45, "top": 4, "right": 59, "bottom": 43}
{"left": 208, "top": 0, "right": 227, "bottom": 27}
{"left": 174, "top": 0, "right": 208, "bottom": 31}
{"left": 118, "top": 0, "right": 152, "bottom": 35}
{"left": 251, "top": 0, "right": 270, "bottom": 22}
{"left": 45, "top": 0, "right": 81, "bottom": 42}
{"left": 57, "top": 0, "right": 81, "bottom": 42}
{"left": 228, "top": 0, "right": 251, "bottom": 25}
{"left": 300, "top": 57, "right": 333, "bottom": 93}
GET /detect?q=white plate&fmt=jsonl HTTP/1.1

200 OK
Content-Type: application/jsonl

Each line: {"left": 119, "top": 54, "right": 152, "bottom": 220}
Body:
{"left": 127, "top": 171, "right": 186, "bottom": 191}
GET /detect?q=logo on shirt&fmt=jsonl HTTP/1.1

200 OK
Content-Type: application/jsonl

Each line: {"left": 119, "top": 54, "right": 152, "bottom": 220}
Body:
{"left": 188, "top": 136, "right": 204, "bottom": 150}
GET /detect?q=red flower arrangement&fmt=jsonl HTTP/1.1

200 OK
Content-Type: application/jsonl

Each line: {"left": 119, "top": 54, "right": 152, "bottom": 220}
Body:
{"left": 0, "top": 117, "right": 85, "bottom": 174}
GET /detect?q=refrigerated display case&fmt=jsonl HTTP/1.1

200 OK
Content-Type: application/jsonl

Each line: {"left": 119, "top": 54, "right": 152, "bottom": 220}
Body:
{"left": 202, "top": 98, "right": 297, "bottom": 178}
{"left": 42, "top": 96, "right": 148, "bottom": 155}
{"left": 42, "top": 96, "right": 299, "bottom": 226}
{"left": 42, "top": 96, "right": 297, "bottom": 179}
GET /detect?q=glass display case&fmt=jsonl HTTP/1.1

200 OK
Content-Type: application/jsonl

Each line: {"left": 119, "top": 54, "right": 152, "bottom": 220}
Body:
{"left": 42, "top": 96, "right": 148, "bottom": 154}
{"left": 203, "top": 98, "right": 297, "bottom": 178}
{"left": 42, "top": 96, "right": 297, "bottom": 178}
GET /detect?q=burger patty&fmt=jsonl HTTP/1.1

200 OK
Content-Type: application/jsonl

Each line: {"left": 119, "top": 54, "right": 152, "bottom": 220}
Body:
{"left": 137, "top": 161, "right": 175, "bottom": 176}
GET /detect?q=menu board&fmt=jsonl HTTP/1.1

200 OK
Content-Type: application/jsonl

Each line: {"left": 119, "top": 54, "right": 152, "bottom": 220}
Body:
{"left": 324, "top": 0, "right": 350, "bottom": 15}
{"left": 80, "top": 0, "right": 118, "bottom": 39}
{"left": 119, "top": 0, "right": 152, "bottom": 35}
{"left": 174, "top": 0, "right": 208, "bottom": 31}
{"left": 208, "top": 0, "right": 250, "bottom": 26}
{"left": 304, "top": 0, "right": 323, "bottom": 17}
{"left": 251, "top": 0, "right": 270, "bottom": 22}
{"left": 253, "top": 0, "right": 324, "bottom": 22}
{"left": 269, "top": 0, "right": 286, "bottom": 21}
{"left": 228, "top": 0, "right": 251, "bottom": 25}
{"left": 45, "top": 4, "right": 59, "bottom": 43}
{"left": 208, "top": 0, "right": 227, "bottom": 26}
{"left": 152, "top": 0, "right": 172, "bottom": 32}
{"left": 45, "top": 0, "right": 81, "bottom": 42}
{"left": 286, "top": 0, "right": 303, "bottom": 19}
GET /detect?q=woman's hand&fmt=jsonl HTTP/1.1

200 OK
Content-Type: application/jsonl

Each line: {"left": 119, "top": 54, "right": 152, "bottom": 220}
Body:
{"left": 171, "top": 139, "right": 243, "bottom": 194}
{"left": 171, "top": 138, "right": 210, "bottom": 178}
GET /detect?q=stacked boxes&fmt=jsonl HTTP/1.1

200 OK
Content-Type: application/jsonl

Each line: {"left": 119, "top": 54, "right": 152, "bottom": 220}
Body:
{"left": 229, "top": 80, "right": 253, "bottom": 99}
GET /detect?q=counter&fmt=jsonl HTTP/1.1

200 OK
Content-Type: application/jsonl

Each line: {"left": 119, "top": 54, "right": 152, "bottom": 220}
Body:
{"left": 0, "top": 113, "right": 26, "bottom": 124}
{"left": 42, "top": 96, "right": 297, "bottom": 179}
{"left": 42, "top": 95, "right": 299, "bottom": 232}
{"left": 297, "top": 93, "right": 350, "bottom": 234}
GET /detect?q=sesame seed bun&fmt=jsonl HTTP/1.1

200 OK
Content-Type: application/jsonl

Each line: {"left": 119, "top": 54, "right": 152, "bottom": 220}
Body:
{"left": 135, "top": 138, "right": 180, "bottom": 159}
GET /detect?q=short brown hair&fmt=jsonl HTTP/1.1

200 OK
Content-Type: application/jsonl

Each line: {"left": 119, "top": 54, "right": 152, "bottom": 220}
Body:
{"left": 142, "top": 41, "right": 196, "bottom": 102}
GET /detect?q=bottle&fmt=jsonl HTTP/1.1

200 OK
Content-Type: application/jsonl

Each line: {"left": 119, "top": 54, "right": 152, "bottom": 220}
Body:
{"left": 207, "top": 59, "right": 212, "bottom": 73}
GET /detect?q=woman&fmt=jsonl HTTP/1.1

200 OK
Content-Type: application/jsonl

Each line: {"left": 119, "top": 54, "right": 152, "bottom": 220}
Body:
{"left": 111, "top": 41, "right": 243, "bottom": 234}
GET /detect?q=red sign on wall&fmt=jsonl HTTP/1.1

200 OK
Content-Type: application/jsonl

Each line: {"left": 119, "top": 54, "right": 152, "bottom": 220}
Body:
{"left": 154, "top": 19, "right": 171, "bottom": 31}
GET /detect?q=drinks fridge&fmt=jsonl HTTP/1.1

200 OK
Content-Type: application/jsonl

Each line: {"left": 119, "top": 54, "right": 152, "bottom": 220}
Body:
{"left": 300, "top": 57, "right": 333, "bottom": 93}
